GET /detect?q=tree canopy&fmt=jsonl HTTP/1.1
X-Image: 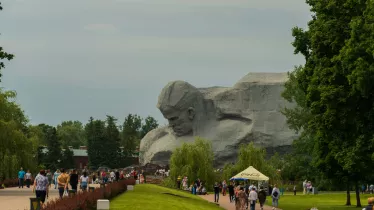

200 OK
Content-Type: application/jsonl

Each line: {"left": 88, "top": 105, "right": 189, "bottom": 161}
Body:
{"left": 282, "top": 0, "right": 374, "bottom": 207}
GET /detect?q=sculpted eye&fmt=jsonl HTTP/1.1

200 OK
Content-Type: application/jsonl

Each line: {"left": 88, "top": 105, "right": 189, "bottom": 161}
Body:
{"left": 169, "top": 117, "right": 178, "bottom": 121}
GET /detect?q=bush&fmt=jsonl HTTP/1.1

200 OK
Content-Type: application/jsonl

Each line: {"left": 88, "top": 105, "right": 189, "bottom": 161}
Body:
{"left": 0, "top": 178, "right": 19, "bottom": 188}
{"left": 160, "top": 177, "right": 176, "bottom": 189}
{"left": 41, "top": 179, "right": 135, "bottom": 210}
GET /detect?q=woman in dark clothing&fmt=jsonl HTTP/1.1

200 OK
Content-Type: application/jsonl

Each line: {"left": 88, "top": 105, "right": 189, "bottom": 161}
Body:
{"left": 69, "top": 169, "right": 79, "bottom": 191}
{"left": 258, "top": 186, "right": 267, "bottom": 210}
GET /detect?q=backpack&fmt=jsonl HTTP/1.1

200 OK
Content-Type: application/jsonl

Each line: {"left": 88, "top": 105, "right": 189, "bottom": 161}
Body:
{"left": 272, "top": 190, "right": 279, "bottom": 198}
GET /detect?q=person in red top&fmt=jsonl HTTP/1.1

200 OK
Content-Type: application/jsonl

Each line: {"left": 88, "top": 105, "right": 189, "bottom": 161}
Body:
{"left": 101, "top": 170, "right": 107, "bottom": 183}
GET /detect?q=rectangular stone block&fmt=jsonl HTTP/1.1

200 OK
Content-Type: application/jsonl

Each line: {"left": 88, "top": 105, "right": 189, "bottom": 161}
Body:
{"left": 97, "top": 199, "right": 110, "bottom": 210}
{"left": 135, "top": 180, "right": 139, "bottom": 185}
{"left": 127, "top": 185, "right": 134, "bottom": 191}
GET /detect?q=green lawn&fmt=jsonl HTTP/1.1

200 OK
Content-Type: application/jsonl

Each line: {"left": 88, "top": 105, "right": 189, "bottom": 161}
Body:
{"left": 110, "top": 184, "right": 223, "bottom": 210}
{"left": 267, "top": 193, "right": 372, "bottom": 210}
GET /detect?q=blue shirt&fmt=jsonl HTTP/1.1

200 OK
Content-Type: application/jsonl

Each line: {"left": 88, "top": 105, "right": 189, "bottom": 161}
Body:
{"left": 18, "top": 170, "right": 25, "bottom": 179}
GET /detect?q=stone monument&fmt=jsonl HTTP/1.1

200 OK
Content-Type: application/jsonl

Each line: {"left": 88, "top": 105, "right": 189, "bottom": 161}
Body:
{"left": 139, "top": 72, "right": 298, "bottom": 167}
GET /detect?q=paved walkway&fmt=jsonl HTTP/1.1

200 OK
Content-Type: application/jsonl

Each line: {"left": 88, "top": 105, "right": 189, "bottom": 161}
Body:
{"left": 0, "top": 184, "right": 99, "bottom": 210}
{"left": 199, "top": 194, "right": 276, "bottom": 210}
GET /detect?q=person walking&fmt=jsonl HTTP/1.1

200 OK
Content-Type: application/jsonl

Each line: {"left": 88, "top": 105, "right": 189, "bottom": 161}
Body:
{"left": 258, "top": 186, "right": 267, "bottom": 210}
{"left": 115, "top": 170, "right": 120, "bottom": 182}
{"left": 57, "top": 168, "right": 69, "bottom": 199}
{"left": 237, "top": 187, "right": 247, "bottom": 210}
{"left": 53, "top": 169, "right": 61, "bottom": 189}
{"left": 222, "top": 180, "right": 227, "bottom": 196}
{"left": 18, "top": 167, "right": 26, "bottom": 188}
{"left": 32, "top": 170, "right": 49, "bottom": 206}
{"left": 214, "top": 182, "right": 220, "bottom": 203}
{"left": 69, "top": 169, "right": 78, "bottom": 192}
{"left": 293, "top": 185, "right": 297, "bottom": 195}
{"left": 80, "top": 171, "right": 89, "bottom": 191}
{"left": 25, "top": 170, "right": 33, "bottom": 188}
{"left": 46, "top": 170, "right": 53, "bottom": 188}
{"left": 228, "top": 182, "right": 235, "bottom": 203}
{"left": 271, "top": 184, "right": 281, "bottom": 210}
{"left": 248, "top": 187, "right": 258, "bottom": 210}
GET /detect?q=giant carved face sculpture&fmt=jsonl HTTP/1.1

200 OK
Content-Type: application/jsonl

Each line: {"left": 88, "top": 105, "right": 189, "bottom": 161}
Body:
{"left": 161, "top": 106, "right": 195, "bottom": 136}
{"left": 157, "top": 81, "right": 202, "bottom": 137}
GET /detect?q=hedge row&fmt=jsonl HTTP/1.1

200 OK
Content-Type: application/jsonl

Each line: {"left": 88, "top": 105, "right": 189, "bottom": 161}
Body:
{"left": 0, "top": 178, "right": 19, "bottom": 188}
{"left": 41, "top": 179, "right": 136, "bottom": 210}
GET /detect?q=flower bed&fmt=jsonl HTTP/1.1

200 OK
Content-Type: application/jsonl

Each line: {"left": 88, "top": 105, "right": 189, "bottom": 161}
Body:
{"left": 0, "top": 178, "right": 19, "bottom": 188}
{"left": 42, "top": 179, "right": 135, "bottom": 210}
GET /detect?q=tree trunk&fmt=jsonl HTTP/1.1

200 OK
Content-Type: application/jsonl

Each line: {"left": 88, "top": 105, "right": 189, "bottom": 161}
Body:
{"left": 346, "top": 181, "right": 351, "bottom": 206}
{"left": 355, "top": 182, "right": 361, "bottom": 207}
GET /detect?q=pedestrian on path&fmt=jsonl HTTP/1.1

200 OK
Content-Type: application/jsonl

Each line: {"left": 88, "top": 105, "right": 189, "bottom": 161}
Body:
{"left": 25, "top": 170, "right": 33, "bottom": 188}
{"left": 236, "top": 187, "right": 247, "bottom": 210}
{"left": 53, "top": 169, "right": 61, "bottom": 189}
{"left": 18, "top": 167, "right": 25, "bottom": 188}
{"left": 69, "top": 169, "right": 78, "bottom": 191}
{"left": 214, "top": 182, "right": 220, "bottom": 203}
{"left": 271, "top": 184, "right": 281, "bottom": 210}
{"left": 57, "top": 168, "right": 69, "bottom": 199}
{"left": 258, "top": 186, "right": 267, "bottom": 210}
{"left": 248, "top": 187, "right": 258, "bottom": 210}
{"left": 228, "top": 182, "right": 235, "bottom": 203}
{"left": 80, "top": 172, "right": 89, "bottom": 191}
{"left": 32, "top": 170, "right": 49, "bottom": 206}
{"left": 46, "top": 170, "right": 53, "bottom": 188}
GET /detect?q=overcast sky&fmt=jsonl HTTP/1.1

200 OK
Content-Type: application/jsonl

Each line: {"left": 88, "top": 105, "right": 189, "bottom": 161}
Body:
{"left": 0, "top": 0, "right": 311, "bottom": 126}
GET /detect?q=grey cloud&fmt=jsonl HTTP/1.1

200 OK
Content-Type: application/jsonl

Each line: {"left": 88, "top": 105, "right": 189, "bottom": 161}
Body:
{"left": 0, "top": 0, "right": 311, "bottom": 125}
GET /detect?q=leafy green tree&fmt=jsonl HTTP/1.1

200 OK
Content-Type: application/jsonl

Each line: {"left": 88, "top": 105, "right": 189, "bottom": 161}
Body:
{"left": 60, "top": 146, "right": 74, "bottom": 169}
{"left": 57, "top": 120, "right": 86, "bottom": 148}
{"left": 221, "top": 142, "right": 280, "bottom": 184}
{"left": 140, "top": 116, "right": 158, "bottom": 138}
{"left": 283, "top": 0, "right": 374, "bottom": 207}
{"left": 121, "top": 114, "right": 142, "bottom": 156}
{"left": 168, "top": 137, "right": 215, "bottom": 190}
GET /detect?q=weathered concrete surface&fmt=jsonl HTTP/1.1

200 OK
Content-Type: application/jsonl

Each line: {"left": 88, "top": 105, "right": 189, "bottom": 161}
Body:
{"left": 140, "top": 72, "right": 298, "bottom": 167}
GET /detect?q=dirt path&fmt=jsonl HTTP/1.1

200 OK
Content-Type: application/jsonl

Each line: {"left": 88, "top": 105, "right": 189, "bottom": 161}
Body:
{"left": 199, "top": 194, "right": 277, "bottom": 210}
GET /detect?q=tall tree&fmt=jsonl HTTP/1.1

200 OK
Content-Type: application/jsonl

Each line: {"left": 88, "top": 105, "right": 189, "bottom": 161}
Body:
{"left": 103, "top": 115, "right": 121, "bottom": 168}
{"left": 283, "top": 0, "right": 374, "bottom": 207}
{"left": 121, "top": 114, "right": 142, "bottom": 156}
{"left": 86, "top": 117, "right": 106, "bottom": 169}
{"left": 56, "top": 120, "right": 86, "bottom": 148}
{"left": 60, "top": 146, "right": 74, "bottom": 169}
{"left": 140, "top": 116, "right": 158, "bottom": 138}
{"left": 45, "top": 127, "right": 62, "bottom": 170}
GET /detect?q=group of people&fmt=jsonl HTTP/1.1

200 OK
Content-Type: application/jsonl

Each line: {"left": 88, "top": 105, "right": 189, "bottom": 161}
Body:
{"left": 213, "top": 181, "right": 280, "bottom": 210}
{"left": 17, "top": 167, "right": 91, "bottom": 207}
{"left": 177, "top": 176, "right": 208, "bottom": 195}
{"left": 302, "top": 180, "right": 314, "bottom": 195}
{"left": 362, "top": 184, "right": 374, "bottom": 194}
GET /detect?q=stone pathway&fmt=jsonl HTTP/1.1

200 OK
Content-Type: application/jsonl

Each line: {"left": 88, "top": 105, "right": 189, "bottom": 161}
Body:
{"left": 199, "top": 194, "right": 277, "bottom": 210}
{"left": 0, "top": 184, "right": 100, "bottom": 210}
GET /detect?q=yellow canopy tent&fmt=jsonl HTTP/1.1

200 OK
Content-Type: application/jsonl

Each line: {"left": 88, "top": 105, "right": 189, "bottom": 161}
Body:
{"left": 230, "top": 166, "right": 269, "bottom": 181}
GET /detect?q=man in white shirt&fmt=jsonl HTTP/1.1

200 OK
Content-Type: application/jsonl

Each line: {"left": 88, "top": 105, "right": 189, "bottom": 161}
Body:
{"left": 248, "top": 187, "right": 258, "bottom": 210}
{"left": 110, "top": 171, "right": 116, "bottom": 182}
